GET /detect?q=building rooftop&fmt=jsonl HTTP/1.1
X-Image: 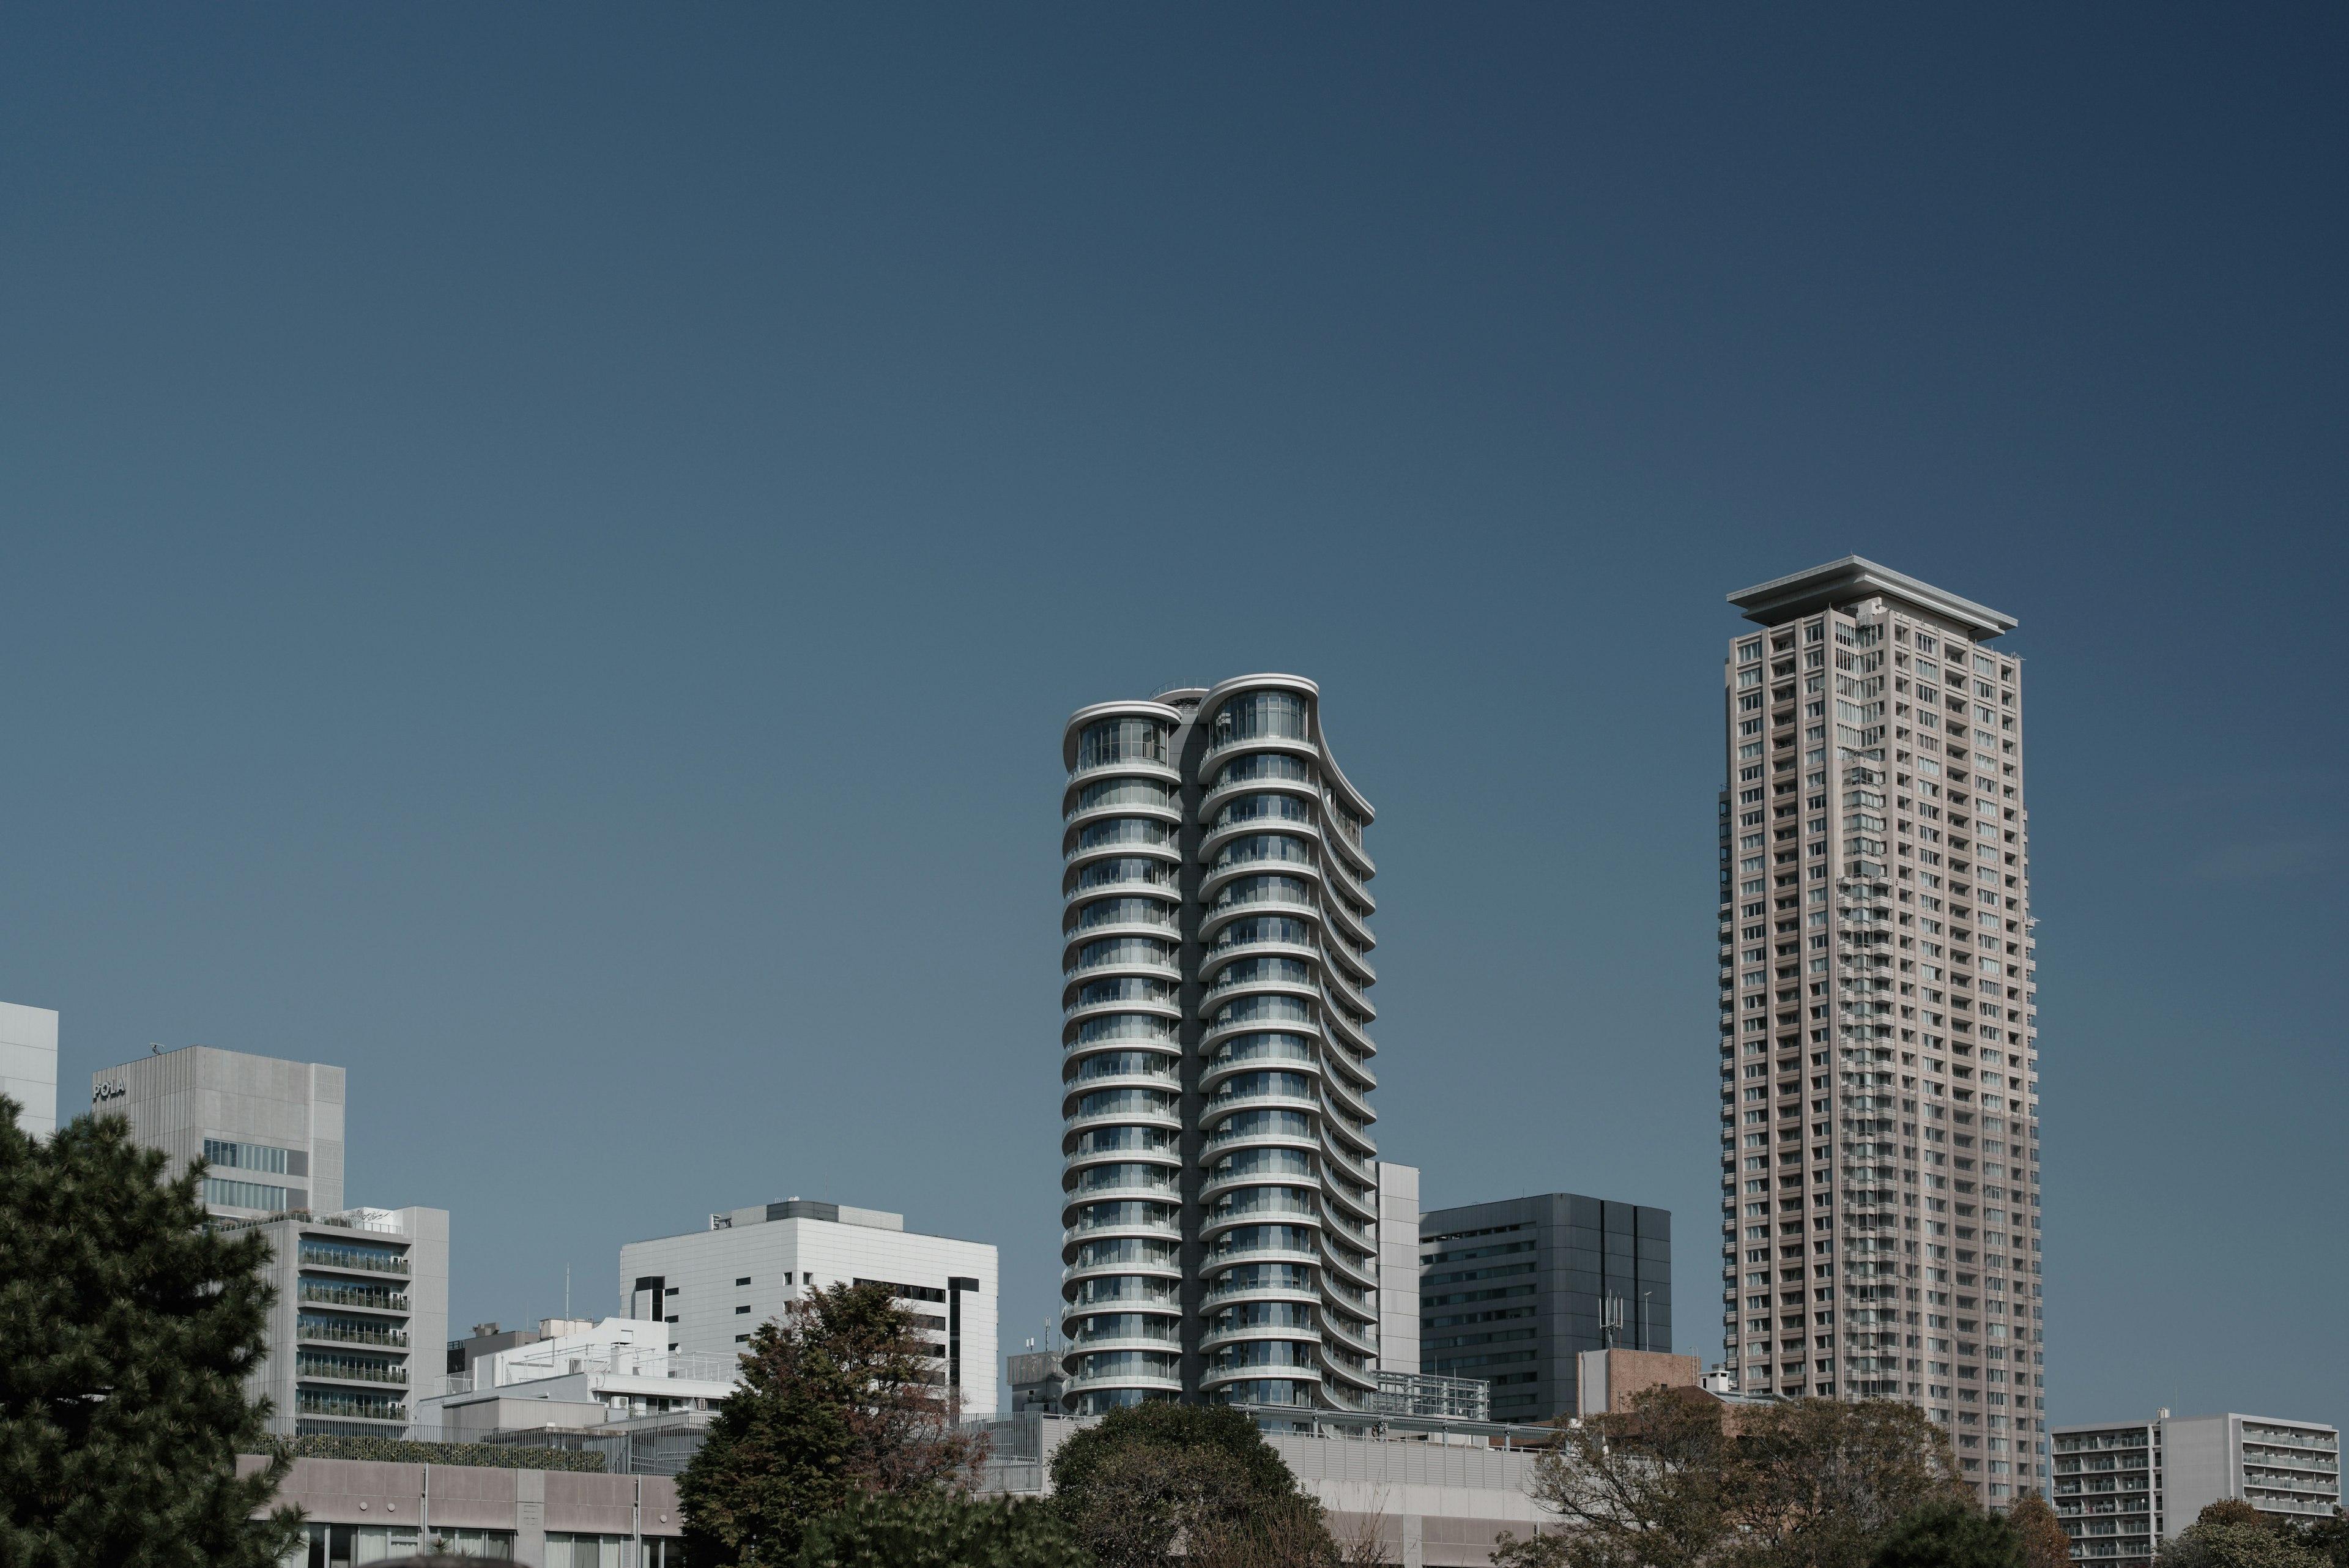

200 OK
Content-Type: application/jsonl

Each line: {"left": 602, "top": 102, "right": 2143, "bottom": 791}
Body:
{"left": 1726, "top": 555, "right": 2017, "bottom": 639}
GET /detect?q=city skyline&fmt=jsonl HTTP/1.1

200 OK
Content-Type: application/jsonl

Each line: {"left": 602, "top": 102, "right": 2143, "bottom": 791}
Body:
{"left": 4, "top": 6, "right": 2342, "bottom": 1439}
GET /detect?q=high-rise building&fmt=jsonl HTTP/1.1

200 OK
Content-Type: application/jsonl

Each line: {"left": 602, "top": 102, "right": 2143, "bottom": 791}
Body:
{"left": 1059, "top": 676, "right": 1384, "bottom": 1416}
{"left": 92, "top": 1045, "right": 449, "bottom": 1438}
{"left": 619, "top": 1197, "right": 999, "bottom": 1419}
{"left": 1716, "top": 557, "right": 2043, "bottom": 1504}
{"left": 2051, "top": 1413, "right": 2340, "bottom": 1564}
{"left": 1418, "top": 1193, "right": 1672, "bottom": 1422}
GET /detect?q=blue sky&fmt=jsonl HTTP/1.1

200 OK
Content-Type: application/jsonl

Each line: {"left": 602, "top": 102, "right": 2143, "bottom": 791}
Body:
{"left": 3, "top": 6, "right": 2342, "bottom": 1426}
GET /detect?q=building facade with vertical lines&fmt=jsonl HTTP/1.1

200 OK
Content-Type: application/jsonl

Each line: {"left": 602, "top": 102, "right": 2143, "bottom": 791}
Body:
{"left": 1059, "top": 675, "right": 1384, "bottom": 1415}
{"left": 1716, "top": 557, "right": 2045, "bottom": 1504}
{"left": 1418, "top": 1194, "right": 1671, "bottom": 1424}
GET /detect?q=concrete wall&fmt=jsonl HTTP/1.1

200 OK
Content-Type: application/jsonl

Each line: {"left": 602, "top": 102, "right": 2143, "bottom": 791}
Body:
{"left": 1271, "top": 1432, "right": 1553, "bottom": 1568}
{"left": 2161, "top": 1414, "right": 2231, "bottom": 1537}
{"left": 0, "top": 1000, "right": 59, "bottom": 1139}
{"left": 1378, "top": 1162, "right": 1421, "bottom": 1376}
{"left": 239, "top": 1454, "right": 683, "bottom": 1564}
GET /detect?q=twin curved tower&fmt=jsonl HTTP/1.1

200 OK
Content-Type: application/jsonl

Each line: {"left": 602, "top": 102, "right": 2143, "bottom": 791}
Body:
{"left": 1058, "top": 675, "right": 1382, "bottom": 1415}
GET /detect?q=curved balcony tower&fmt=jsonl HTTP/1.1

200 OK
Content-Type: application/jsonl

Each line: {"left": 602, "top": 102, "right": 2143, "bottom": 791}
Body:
{"left": 1059, "top": 675, "right": 1380, "bottom": 1417}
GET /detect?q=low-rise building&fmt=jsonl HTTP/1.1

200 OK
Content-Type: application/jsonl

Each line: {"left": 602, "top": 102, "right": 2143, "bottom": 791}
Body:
{"left": 2052, "top": 1411, "right": 2340, "bottom": 1564}
{"left": 240, "top": 1451, "right": 683, "bottom": 1566}
{"left": 619, "top": 1197, "right": 998, "bottom": 1418}
{"left": 423, "top": 1317, "right": 735, "bottom": 1430}
{"left": 1008, "top": 1350, "right": 1068, "bottom": 1414}
{"left": 447, "top": 1319, "right": 587, "bottom": 1383}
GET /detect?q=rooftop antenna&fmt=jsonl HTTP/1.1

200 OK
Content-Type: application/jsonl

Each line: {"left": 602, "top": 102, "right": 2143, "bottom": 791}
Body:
{"left": 565, "top": 1264, "right": 571, "bottom": 1321}
{"left": 1601, "top": 1296, "right": 1625, "bottom": 1350}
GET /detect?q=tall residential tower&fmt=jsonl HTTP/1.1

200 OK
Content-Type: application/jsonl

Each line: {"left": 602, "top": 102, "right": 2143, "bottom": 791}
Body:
{"left": 1059, "top": 675, "right": 1384, "bottom": 1416}
{"left": 1716, "top": 558, "right": 2044, "bottom": 1504}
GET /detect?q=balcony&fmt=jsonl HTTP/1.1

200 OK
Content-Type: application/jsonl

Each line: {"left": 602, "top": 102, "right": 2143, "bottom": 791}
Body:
{"left": 297, "top": 1243, "right": 409, "bottom": 1277}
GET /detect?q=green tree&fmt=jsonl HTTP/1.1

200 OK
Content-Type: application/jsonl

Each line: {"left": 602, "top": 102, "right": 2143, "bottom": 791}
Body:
{"left": 2293, "top": 1514, "right": 2349, "bottom": 1568}
{"left": 678, "top": 1280, "right": 981, "bottom": 1567}
{"left": 795, "top": 1490, "right": 1087, "bottom": 1568}
{"left": 1870, "top": 1500, "right": 2024, "bottom": 1568}
{"left": 2005, "top": 1495, "right": 2073, "bottom": 1568}
{"left": 2156, "top": 1503, "right": 2327, "bottom": 1568}
{"left": 0, "top": 1099, "right": 303, "bottom": 1567}
{"left": 1049, "top": 1402, "right": 1336, "bottom": 1567}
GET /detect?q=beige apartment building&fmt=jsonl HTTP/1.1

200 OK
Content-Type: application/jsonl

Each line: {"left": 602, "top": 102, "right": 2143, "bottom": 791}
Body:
{"left": 1716, "top": 557, "right": 2044, "bottom": 1504}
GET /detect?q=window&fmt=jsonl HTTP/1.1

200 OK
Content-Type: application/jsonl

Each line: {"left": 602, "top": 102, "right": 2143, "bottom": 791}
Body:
{"left": 735, "top": 1305, "right": 751, "bottom": 1314}
{"left": 202, "top": 1139, "right": 292, "bottom": 1175}
{"left": 1739, "top": 641, "right": 1762, "bottom": 663}
{"left": 546, "top": 1532, "right": 658, "bottom": 1568}
{"left": 202, "top": 1177, "right": 290, "bottom": 1211}
{"left": 736, "top": 1277, "right": 751, "bottom": 1287}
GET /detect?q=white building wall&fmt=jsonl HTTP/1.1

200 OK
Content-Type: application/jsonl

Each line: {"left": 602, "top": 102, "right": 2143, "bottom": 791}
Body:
{"left": 91, "top": 1045, "right": 344, "bottom": 1214}
{"left": 0, "top": 1001, "right": 59, "bottom": 1140}
{"left": 619, "top": 1208, "right": 999, "bottom": 1418}
{"left": 1377, "top": 1162, "right": 1420, "bottom": 1376}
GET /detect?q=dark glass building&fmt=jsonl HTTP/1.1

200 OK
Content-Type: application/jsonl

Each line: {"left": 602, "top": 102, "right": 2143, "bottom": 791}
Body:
{"left": 1419, "top": 1194, "right": 1671, "bottom": 1422}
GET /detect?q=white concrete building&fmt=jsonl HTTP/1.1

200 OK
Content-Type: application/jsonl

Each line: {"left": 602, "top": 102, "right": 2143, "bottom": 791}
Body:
{"left": 420, "top": 1317, "right": 738, "bottom": 1449}
{"left": 0, "top": 1000, "right": 59, "bottom": 1140}
{"left": 2052, "top": 1413, "right": 2340, "bottom": 1566}
{"left": 619, "top": 1198, "right": 998, "bottom": 1418}
{"left": 2161, "top": 1413, "right": 2340, "bottom": 1531}
{"left": 92, "top": 1044, "right": 447, "bottom": 1439}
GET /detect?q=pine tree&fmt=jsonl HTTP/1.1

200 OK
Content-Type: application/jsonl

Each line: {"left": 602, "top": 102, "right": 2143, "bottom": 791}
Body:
{"left": 0, "top": 1098, "right": 303, "bottom": 1567}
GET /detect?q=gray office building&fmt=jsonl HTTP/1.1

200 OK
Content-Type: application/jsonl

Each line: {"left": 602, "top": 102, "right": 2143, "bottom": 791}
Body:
{"left": 1419, "top": 1194, "right": 1671, "bottom": 1423}
{"left": 92, "top": 1045, "right": 448, "bottom": 1438}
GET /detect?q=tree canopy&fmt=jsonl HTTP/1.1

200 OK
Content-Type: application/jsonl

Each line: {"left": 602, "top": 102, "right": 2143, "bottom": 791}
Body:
{"left": 678, "top": 1280, "right": 981, "bottom": 1567}
{"left": 1495, "top": 1389, "right": 1972, "bottom": 1568}
{"left": 1047, "top": 1401, "right": 1339, "bottom": 1567}
{"left": 2154, "top": 1501, "right": 2335, "bottom": 1568}
{"left": 0, "top": 1101, "right": 302, "bottom": 1568}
